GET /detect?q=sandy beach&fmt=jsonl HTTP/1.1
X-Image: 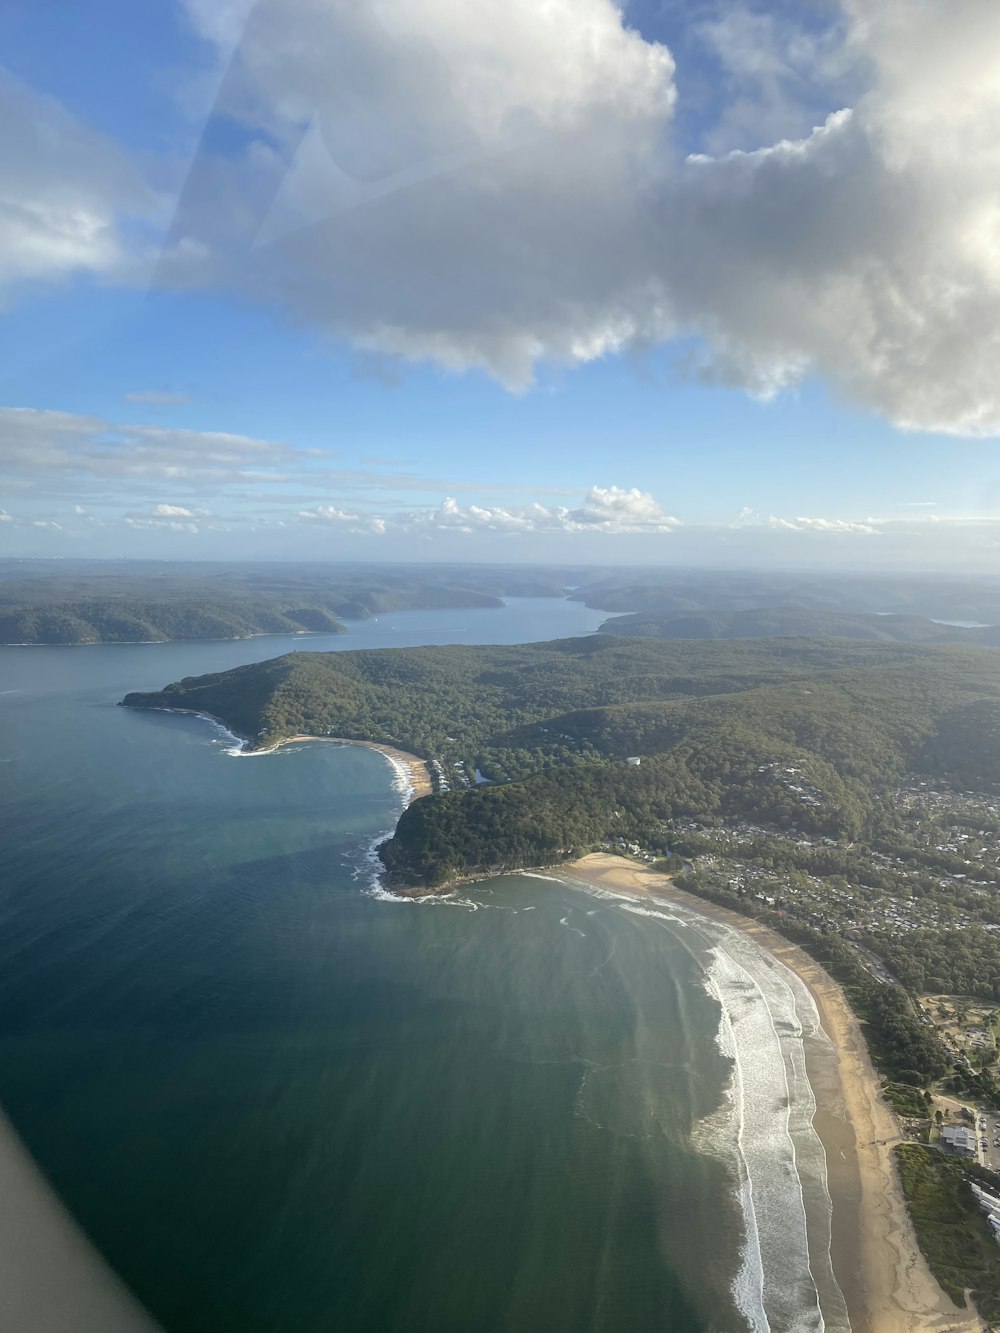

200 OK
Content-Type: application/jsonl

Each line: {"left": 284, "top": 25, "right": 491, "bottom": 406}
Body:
{"left": 147, "top": 707, "right": 434, "bottom": 804}
{"left": 250, "top": 734, "right": 433, "bottom": 803}
{"left": 562, "top": 853, "right": 985, "bottom": 1333}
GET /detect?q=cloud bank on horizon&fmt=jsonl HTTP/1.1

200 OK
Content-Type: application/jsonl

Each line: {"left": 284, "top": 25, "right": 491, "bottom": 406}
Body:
{"left": 0, "top": 398, "right": 991, "bottom": 566}
{"left": 4, "top": 0, "right": 1000, "bottom": 437}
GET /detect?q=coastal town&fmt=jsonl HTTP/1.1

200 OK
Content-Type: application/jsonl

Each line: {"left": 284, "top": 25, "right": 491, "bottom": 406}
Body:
{"left": 668, "top": 781, "right": 1000, "bottom": 940}
{"left": 597, "top": 778, "right": 1000, "bottom": 1306}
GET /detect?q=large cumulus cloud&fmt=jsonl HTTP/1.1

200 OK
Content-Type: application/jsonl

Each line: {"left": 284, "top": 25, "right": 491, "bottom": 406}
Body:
{"left": 7, "top": 0, "right": 1000, "bottom": 437}
{"left": 298, "top": 485, "right": 680, "bottom": 536}
{"left": 156, "top": 0, "right": 1000, "bottom": 434}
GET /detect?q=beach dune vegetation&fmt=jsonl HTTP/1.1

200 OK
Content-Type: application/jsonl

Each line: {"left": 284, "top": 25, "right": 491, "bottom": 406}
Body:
{"left": 896, "top": 1144, "right": 1000, "bottom": 1320}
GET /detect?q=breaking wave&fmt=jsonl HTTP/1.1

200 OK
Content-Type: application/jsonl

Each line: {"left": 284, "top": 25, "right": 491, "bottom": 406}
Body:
{"left": 559, "top": 877, "right": 851, "bottom": 1333}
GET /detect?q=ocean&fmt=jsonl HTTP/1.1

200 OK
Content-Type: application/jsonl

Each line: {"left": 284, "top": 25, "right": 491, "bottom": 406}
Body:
{"left": 0, "top": 599, "right": 848, "bottom": 1333}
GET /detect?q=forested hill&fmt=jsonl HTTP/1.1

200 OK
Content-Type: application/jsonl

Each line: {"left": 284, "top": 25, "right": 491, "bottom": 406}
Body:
{"left": 599, "top": 607, "right": 1000, "bottom": 645}
{"left": 122, "top": 635, "right": 1000, "bottom": 886}
{"left": 569, "top": 568, "right": 1000, "bottom": 624}
{"left": 0, "top": 599, "right": 351, "bottom": 645}
{"left": 0, "top": 564, "right": 569, "bottom": 644}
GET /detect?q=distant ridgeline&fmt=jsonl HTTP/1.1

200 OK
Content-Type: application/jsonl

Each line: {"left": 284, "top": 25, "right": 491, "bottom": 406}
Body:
{"left": 0, "top": 566, "right": 570, "bottom": 644}
{"left": 0, "top": 599, "right": 351, "bottom": 644}
{"left": 122, "top": 634, "right": 1000, "bottom": 886}
{"left": 569, "top": 568, "right": 1000, "bottom": 625}
{"left": 598, "top": 606, "right": 1000, "bottom": 645}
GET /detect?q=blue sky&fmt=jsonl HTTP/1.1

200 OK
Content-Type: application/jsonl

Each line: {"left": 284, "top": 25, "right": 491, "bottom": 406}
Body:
{"left": 2, "top": 0, "right": 1000, "bottom": 568}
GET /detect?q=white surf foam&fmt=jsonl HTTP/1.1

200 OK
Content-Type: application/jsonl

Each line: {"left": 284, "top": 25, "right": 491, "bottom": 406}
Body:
{"left": 559, "top": 876, "right": 851, "bottom": 1333}
{"left": 150, "top": 707, "right": 247, "bottom": 753}
{"left": 378, "top": 751, "right": 415, "bottom": 807}
{"left": 696, "top": 922, "right": 849, "bottom": 1333}
{"left": 617, "top": 901, "right": 685, "bottom": 926}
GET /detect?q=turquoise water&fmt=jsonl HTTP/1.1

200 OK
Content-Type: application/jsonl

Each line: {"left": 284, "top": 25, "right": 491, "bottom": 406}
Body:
{"left": 0, "top": 600, "right": 844, "bottom": 1332}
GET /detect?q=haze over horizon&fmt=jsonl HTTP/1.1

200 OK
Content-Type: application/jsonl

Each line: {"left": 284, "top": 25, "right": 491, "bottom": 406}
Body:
{"left": 3, "top": 0, "right": 1000, "bottom": 571}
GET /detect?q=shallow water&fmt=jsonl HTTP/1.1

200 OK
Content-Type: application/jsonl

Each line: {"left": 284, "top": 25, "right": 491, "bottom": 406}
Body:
{"left": 0, "top": 599, "right": 846, "bottom": 1332}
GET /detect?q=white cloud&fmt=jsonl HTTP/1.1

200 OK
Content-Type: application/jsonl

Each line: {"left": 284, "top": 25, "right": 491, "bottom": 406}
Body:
{"left": 154, "top": 0, "right": 1000, "bottom": 434}
{"left": 694, "top": 3, "right": 857, "bottom": 154}
{"left": 573, "top": 485, "right": 679, "bottom": 531}
{"left": 908, "top": 513, "right": 1000, "bottom": 527}
{"left": 124, "top": 505, "right": 202, "bottom": 533}
{"left": 162, "top": 0, "right": 677, "bottom": 387}
{"left": 6, "top": 0, "right": 1000, "bottom": 438}
{"left": 297, "top": 485, "right": 679, "bottom": 536}
{"left": 0, "top": 406, "right": 510, "bottom": 505}
{"left": 0, "top": 72, "right": 153, "bottom": 295}
{"left": 151, "top": 503, "right": 196, "bottom": 518}
{"left": 735, "top": 507, "right": 880, "bottom": 534}
{"left": 767, "top": 514, "right": 879, "bottom": 535}
{"left": 298, "top": 504, "right": 387, "bottom": 535}
{"left": 0, "top": 406, "right": 303, "bottom": 491}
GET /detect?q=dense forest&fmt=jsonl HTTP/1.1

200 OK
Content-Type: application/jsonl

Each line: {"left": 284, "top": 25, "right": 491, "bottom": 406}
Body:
{"left": 599, "top": 607, "right": 1000, "bottom": 646}
{"left": 0, "top": 561, "right": 571, "bottom": 643}
{"left": 0, "top": 599, "right": 349, "bottom": 644}
{"left": 122, "top": 633, "right": 1000, "bottom": 882}
{"left": 11, "top": 558, "right": 1000, "bottom": 643}
{"left": 570, "top": 568, "right": 1000, "bottom": 624}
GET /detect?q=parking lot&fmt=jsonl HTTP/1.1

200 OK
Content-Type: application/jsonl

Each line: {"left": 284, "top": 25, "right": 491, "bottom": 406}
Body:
{"left": 977, "top": 1116, "right": 1000, "bottom": 1171}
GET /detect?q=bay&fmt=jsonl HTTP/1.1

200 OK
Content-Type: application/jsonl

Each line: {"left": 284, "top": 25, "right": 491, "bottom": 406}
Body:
{"left": 0, "top": 599, "right": 765, "bottom": 1332}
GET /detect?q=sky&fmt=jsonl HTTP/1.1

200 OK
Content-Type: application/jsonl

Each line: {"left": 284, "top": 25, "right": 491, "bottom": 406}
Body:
{"left": 2, "top": 0, "right": 1000, "bottom": 570}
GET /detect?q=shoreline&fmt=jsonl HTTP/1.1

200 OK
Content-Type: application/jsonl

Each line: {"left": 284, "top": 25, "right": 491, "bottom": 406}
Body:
{"left": 3, "top": 629, "right": 347, "bottom": 648}
{"left": 558, "top": 853, "right": 984, "bottom": 1333}
{"left": 115, "top": 706, "right": 984, "bottom": 1326}
{"left": 131, "top": 706, "right": 433, "bottom": 805}
{"left": 245, "top": 734, "right": 433, "bottom": 802}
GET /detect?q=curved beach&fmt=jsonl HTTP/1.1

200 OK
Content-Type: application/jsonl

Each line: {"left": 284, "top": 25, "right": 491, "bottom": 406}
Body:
{"left": 143, "top": 707, "right": 434, "bottom": 804}
{"left": 561, "top": 854, "right": 985, "bottom": 1333}
{"left": 243, "top": 734, "right": 433, "bottom": 803}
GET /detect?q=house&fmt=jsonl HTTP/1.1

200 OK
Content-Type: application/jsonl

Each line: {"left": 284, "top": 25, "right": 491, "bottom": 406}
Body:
{"left": 626, "top": 756, "right": 642, "bottom": 767}
{"left": 941, "top": 1125, "right": 978, "bottom": 1157}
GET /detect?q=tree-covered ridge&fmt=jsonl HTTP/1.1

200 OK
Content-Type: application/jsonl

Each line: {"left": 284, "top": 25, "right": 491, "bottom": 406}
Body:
{"left": 599, "top": 607, "right": 1000, "bottom": 646}
{"left": 0, "top": 562, "right": 573, "bottom": 643}
{"left": 570, "top": 568, "right": 1000, "bottom": 624}
{"left": 0, "top": 599, "right": 349, "bottom": 644}
{"left": 122, "top": 634, "right": 1000, "bottom": 884}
